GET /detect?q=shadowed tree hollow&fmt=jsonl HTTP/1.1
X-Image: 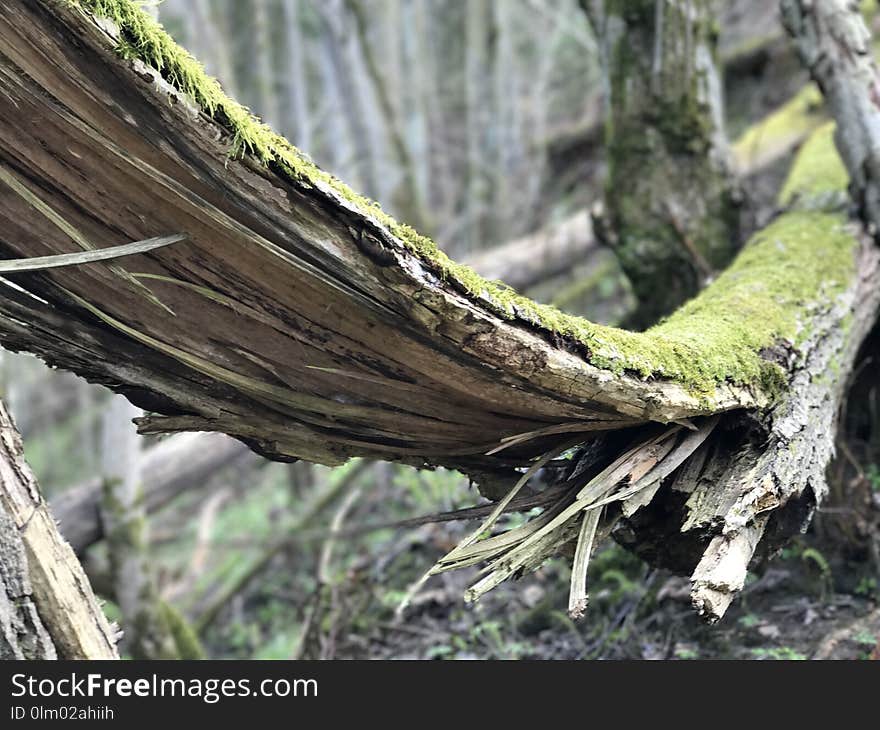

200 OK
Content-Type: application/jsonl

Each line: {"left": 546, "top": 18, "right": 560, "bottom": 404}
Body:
{"left": 0, "top": 0, "right": 879, "bottom": 630}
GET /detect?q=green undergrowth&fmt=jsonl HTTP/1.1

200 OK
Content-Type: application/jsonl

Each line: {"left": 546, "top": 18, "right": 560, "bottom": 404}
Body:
{"left": 66, "top": 0, "right": 858, "bottom": 397}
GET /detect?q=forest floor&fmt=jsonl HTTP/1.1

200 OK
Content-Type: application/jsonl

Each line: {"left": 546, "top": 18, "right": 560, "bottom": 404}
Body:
{"left": 195, "top": 462, "right": 880, "bottom": 660}
{"left": 344, "top": 544, "right": 880, "bottom": 660}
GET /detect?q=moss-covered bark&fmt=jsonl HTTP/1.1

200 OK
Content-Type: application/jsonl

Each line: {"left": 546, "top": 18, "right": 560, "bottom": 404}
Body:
{"left": 0, "top": 0, "right": 870, "bottom": 474}
{"left": 1, "top": 0, "right": 879, "bottom": 621}
{"left": 599, "top": 0, "right": 739, "bottom": 328}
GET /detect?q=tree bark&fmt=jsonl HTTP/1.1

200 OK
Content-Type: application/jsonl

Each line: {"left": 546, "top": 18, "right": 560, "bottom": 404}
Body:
{"left": 0, "top": 0, "right": 877, "bottom": 621}
{"left": 782, "top": 0, "right": 880, "bottom": 232}
{"left": 0, "top": 489, "right": 56, "bottom": 659}
{"left": 0, "top": 401, "right": 117, "bottom": 658}
{"left": 593, "top": 0, "right": 740, "bottom": 327}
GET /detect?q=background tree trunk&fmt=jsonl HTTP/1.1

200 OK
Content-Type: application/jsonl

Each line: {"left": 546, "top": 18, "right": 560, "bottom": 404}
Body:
{"left": 592, "top": 0, "right": 740, "bottom": 327}
{"left": 100, "top": 395, "right": 202, "bottom": 659}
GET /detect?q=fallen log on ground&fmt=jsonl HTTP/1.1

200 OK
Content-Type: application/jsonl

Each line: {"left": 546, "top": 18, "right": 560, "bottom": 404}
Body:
{"left": 0, "top": 0, "right": 877, "bottom": 620}
{"left": 464, "top": 211, "right": 596, "bottom": 293}
{"left": 51, "top": 431, "right": 256, "bottom": 554}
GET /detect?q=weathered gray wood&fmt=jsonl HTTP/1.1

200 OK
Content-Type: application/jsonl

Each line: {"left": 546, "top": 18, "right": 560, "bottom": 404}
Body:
{"left": 0, "top": 231, "right": 185, "bottom": 273}
{"left": 0, "top": 0, "right": 877, "bottom": 623}
{"left": 0, "top": 499, "right": 56, "bottom": 659}
{"left": 0, "top": 401, "right": 118, "bottom": 658}
{"left": 782, "top": 0, "right": 880, "bottom": 231}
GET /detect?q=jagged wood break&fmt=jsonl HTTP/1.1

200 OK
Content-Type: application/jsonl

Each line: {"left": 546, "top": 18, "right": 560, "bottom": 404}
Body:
{"left": 0, "top": 0, "right": 877, "bottom": 620}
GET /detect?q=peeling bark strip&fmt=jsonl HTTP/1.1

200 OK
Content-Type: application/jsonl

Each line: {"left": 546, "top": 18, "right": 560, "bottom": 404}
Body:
{"left": 0, "top": 402, "right": 118, "bottom": 659}
{"left": 0, "top": 232, "right": 185, "bottom": 273}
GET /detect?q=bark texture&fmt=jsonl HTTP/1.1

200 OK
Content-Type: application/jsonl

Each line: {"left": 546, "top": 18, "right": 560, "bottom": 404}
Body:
{"left": 0, "top": 496, "right": 56, "bottom": 659}
{"left": 0, "top": 0, "right": 877, "bottom": 621}
{"left": 595, "top": 0, "right": 740, "bottom": 326}
{"left": 0, "top": 401, "right": 117, "bottom": 658}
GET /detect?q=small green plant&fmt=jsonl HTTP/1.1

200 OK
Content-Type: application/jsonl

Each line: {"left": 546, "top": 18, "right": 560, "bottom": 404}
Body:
{"left": 798, "top": 546, "right": 834, "bottom": 599}
{"left": 472, "top": 621, "right": 506, "bottom": 656}
{"left": 866, "top": 464, "right": 880, "bottom": 492}
{"left": 425, "top": 645, "right": 454, "bottom": 660}
{"left": 853, "top": 630, "right": 878, "bottom": 648}
{"left": 739, "top": 613, "right": 760, "bottom": 629}
{"left": 675, "top": 645, "right": 699, "bottom": 660}
{"left": 855, "top": 576, "right": 878, "bottom": 598}
{"left": 750, "top": 646, "right": 807, "bottom": 660}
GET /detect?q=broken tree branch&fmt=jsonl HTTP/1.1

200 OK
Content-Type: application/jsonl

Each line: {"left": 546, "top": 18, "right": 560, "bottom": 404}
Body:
{"left": 0, "top": 0, "right": 877, "bottom": 622}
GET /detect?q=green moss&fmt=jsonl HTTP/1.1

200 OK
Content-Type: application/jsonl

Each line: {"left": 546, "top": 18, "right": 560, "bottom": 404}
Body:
{"left": 779, "top": 123, "right": 850, "bottom": 208}
{"left": 65, "top": 0, "right": 858, "bottom": 397}
{"left": 636, "top": 209, "right": 855, "bottom": 392}
{"left": 732, "top": 85, "right": 825, "bottom": 169}
{"left": 159, "top": 601, "right": 205, "bottom": 660}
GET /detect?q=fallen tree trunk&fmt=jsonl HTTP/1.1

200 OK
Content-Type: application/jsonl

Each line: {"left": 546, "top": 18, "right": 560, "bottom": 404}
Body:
{"left": 0, "top": 401, "right": 117, "bottom": 658}
{"left": 49, "top": 214, "right": 593, "bottom": 557}
{"left": 0, "top": 0, "right": 783, "bottom": 469}
{"left": 52, "top": 431, "right": 256, "bottom": 554}
{"left": 0, "top": 0, "right": 877, "bottom": 620}
{"left": 463, "top": 211, "right": 596, "bottom": 293}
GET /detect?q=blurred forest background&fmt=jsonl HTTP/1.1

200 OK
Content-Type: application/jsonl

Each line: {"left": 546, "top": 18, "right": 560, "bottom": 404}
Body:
{"left": 2, "top": 0, "right": 879, "bottom": 659}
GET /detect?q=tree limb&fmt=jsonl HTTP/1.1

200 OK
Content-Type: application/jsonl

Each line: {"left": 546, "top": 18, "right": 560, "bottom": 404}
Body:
{"left": 0, "top": 0, "right": 877, "bottom": 621}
